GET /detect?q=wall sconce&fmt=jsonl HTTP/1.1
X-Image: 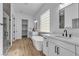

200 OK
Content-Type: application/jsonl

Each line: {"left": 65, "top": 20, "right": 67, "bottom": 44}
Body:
{"left": 34, "top": 20, "right": 38, "bottom": 23}
{"left": 34, "top": 20, "right": 38, "bottom": 31}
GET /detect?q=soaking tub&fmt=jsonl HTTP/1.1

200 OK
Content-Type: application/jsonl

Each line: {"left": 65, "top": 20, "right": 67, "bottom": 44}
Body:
{"left": 32, "top": 36, "right": 44, "bottom": 51}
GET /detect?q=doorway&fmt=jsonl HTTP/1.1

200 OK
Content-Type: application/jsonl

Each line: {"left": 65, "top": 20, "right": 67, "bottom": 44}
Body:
{"left": 22, "top": 19, "right": 28, "bottom": 38}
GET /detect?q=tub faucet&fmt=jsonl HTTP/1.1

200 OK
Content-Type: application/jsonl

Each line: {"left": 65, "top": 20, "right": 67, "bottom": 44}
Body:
{"left": 64, "top": 29, "right": 67, "bottom": 37}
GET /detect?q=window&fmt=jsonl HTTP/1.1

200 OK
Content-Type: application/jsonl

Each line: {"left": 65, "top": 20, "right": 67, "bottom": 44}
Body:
{"left": 40, "top": 9, "right": 50, "bottom": 32}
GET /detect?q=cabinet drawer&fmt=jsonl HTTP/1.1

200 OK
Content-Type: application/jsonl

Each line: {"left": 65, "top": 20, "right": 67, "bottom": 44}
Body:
{"left": 54, "top": 39, "right": 75, "bottom": 53}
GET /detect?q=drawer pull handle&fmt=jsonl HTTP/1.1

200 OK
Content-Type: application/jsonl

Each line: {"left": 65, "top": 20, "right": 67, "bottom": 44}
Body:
{"left": 57, "top": 47, "right": 60, "bottom": 55}
{"left": 46, "top": 41, "right": 48, "bottom": 47}
{"left": 55, "top": 46, "right": 57, "bottom": 53}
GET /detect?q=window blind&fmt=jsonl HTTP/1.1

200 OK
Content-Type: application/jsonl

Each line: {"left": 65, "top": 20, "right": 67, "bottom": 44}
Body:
{"left": 40, "top": 9, "right": 50, "bottom": 32}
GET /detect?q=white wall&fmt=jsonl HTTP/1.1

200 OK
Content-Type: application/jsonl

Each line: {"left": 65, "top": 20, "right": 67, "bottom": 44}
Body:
{"left": 11, "top": 3, "right": 79, "bottom": 41}
{"left": 14, "top": 13, "right": 34, "bottom": 39}
{"left": 34, "top": 3, "right": 79, "bottom": 37}
{"left": 34, "top": 3, "right": 60, "bottom": 33}
{"left": 11, "top": 4, "right": 15, "bottom": 42}
{"left": 11, "top": 4, "right": 34, "bottom": 40}
{"left": 0, "top": 3, "right": 3, "bottom": 55}
{"left": 65, "top": 4, "right": 78, "bottom": 28}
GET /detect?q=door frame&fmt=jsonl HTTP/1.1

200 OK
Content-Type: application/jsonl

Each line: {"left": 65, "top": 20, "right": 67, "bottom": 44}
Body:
{"left": 22, "top": 19, "right": 28, "bottom": 38}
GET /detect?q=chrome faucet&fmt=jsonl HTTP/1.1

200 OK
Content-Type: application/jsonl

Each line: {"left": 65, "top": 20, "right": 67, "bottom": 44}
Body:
{"left": 64, "top": 29, "right": 67, "bottom": 37}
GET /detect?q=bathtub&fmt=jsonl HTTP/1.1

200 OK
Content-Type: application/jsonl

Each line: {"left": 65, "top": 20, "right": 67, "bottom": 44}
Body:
{"left": 32, "top": 36, "right": 44, "bottom": 51}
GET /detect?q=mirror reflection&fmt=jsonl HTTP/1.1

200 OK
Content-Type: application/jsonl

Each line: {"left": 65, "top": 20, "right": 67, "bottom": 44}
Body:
{"left": 59, "top": 3, "right": 79, "bottom": 29}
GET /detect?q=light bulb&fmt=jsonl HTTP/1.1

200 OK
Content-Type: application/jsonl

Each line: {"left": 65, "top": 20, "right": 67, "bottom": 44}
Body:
{"left": 34, "top": 20, "right": 37, "bottom": 23}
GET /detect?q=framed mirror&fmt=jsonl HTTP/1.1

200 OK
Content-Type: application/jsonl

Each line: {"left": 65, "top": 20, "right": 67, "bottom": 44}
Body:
{"left": 59, "top": 9, "right": 64, "bottom": 29}
{"left": 59, "top": 3, "right": 78, "bottom": 29}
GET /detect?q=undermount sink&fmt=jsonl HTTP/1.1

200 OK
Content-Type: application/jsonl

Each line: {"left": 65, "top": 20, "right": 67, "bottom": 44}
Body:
{"left": 55, "top": 35, "right": 70, "bottom": 39}
{"left": 56, "top": 35, "right": 64, "bottom": 37}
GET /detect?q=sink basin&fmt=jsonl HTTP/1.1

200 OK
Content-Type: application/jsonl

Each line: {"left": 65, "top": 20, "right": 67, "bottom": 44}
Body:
{"left": 56, "top": 35, "right": 64, "bottom": 37}
{"left": 55, "top": 36, "right": 70, "bottom": 39}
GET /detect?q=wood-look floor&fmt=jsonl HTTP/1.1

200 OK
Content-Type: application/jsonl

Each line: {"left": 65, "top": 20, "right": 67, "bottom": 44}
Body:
{"left": 7, "top": 38, "right": 45, "bottom": 56}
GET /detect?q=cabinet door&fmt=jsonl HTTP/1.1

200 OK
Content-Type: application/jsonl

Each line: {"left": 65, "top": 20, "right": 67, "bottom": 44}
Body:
{"left": 57, "top": 46, "right": 75, "bottom": 56}
{"left": 48, "top": 41, "right": 57, "bottom": 56}
{"left": 76, "top": 45, "right": 79, "bottom": 56}
{"left": 43, "top": 38, "right": 49, "bottom": 55}
{"left": 49, "top": 39, "right": 75, "bottom": 56}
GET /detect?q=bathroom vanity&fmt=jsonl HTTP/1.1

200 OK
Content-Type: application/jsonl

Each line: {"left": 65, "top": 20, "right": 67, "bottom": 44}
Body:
{"left": 42, "top": 34, "right": 79, "bottom": 56}
{"left": 42, "top": 3, "right": 79, "bottom": 56}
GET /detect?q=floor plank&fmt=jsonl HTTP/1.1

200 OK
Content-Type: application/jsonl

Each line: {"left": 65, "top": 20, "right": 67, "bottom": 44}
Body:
{"left": 7, "top": 38, "right": 45, "bottom": 56}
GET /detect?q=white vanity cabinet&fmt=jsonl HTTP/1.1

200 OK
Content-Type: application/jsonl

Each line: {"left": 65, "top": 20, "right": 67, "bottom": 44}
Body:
{"left": 48, "top": 38, "right": 75, "bottom": 56}
{"left": 43, "top": 37, "right": 49, "bottom": 55}
{"left": 42, "top": 34, "right": 79, "bottom": 56}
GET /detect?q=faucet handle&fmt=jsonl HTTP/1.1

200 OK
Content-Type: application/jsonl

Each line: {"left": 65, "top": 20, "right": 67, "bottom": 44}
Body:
{"left": 69, "top": 34, "right": 72, "bottom": 38}
{"left": 62, "top": 33, "right": 64, "bottom": 36}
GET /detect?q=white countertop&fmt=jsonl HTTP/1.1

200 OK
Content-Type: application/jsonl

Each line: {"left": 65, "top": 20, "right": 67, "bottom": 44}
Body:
{"left": 41, "top": 34, "right": 79, "bottom": 46}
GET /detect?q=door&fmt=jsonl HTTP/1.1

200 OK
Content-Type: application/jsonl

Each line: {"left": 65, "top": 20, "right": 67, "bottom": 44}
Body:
{"left": 43, "top": 37, "right": 49, "bottom": 55}
{"left": 3, "top": 17, "right": 8, "bottom": 40}
{"left": 3, "top": 16, "right": 10, "bottom": 55}
{"left": 57, "top": 46, "right": 75, "bottom": 56}
{"left": 75, "top": 45, "right": 79, "bottom": 56}
{"left": 49, "top": 41, "right": 75, "bottom": 56}
{"left": 48, "top": 41, "right": 57, "bottom": 56}
{"left": 22, "top": 20, "right": 28, "bottom": 38}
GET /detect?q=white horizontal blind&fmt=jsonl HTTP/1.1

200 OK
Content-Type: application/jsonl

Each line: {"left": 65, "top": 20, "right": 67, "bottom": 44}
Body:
{"left": 40, "top": 9, "right": 50, "bottom": 32}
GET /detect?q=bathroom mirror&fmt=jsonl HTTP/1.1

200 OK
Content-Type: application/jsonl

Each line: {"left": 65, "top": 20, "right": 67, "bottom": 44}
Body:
{"left": 59, "top": 9, "right": 64, "bottom": 28}
{"left": 59, "top": 3, "right": 79, "bottom": 29}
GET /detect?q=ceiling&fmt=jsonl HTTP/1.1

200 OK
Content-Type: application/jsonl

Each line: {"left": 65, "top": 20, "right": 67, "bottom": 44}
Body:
{"left": 13, "top": 3, "right": 43, "bottom": 16}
